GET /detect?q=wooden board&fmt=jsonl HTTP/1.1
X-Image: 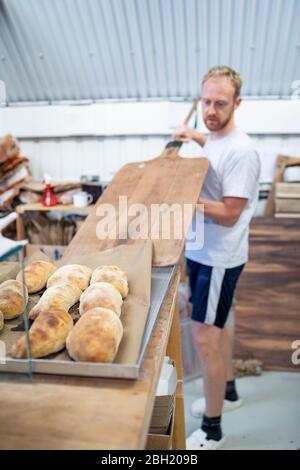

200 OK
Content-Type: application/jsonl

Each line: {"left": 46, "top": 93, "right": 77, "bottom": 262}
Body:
{"left": 275, "top": 182, "right": 300, "bottom": 198}
{"left": 275, "top": 213, "right": 300, "bottom": 218}
{"left": 235, "top": 218, "right": 300, "bottom": 370}
{"left": 64, "top": 154, "right": 208, "bottom": 266}
{"left": 275, "top": 198, "right": 300, "bottom": 213}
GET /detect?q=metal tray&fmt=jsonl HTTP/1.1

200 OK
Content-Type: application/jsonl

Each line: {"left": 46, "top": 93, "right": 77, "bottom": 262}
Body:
{"left": 0, "top": 266, "right": 176, "bottom": 380}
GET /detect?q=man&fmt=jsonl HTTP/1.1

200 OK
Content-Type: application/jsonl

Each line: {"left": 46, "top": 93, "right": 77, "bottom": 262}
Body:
{"left": 173, "top": 66, "right": 260, "bottom": 450}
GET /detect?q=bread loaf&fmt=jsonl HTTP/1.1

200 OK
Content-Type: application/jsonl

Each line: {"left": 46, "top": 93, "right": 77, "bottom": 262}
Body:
{"left": 29, "top": 283, "right": 82, "bottom": 320}
{"left": 11, "top": 309, "right": 73, "bottom": 358}
{"left": 90, "top": 265, "right": 128, "bottom": 298}
{"left": 0, "top": 280, "right": 28, "bottom": 319}
{"left": 79, "top": 282, "right": 123, "bottom": 317}
{"left": 16, "top": 260, "right": 56, "bottom": 293}
{"left": 0, "top": 310, "right": 4, "bottom": 331}
{"left": 66, "top": 307, "right": 123, "bottom": 363}
{"left": 47, "top": 264, "right": 92, "bottom": 291}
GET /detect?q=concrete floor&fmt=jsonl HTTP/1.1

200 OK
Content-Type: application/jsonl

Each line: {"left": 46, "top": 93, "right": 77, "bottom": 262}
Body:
{"left": 184, "top": 371, "right": 300, "bottom": 450}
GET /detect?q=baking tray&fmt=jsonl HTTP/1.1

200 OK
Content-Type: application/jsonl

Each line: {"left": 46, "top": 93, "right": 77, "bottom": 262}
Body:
{"left": 0, "top": 266, "right": 176, "bottom": 379}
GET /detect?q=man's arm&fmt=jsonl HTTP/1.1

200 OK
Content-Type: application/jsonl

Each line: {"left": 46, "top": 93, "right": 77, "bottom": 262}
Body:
{"left": 173, "top": 125, "right": 208, "bottom": 147}
{"left": 198, "top": 197, "right": 248, "bottom": 227}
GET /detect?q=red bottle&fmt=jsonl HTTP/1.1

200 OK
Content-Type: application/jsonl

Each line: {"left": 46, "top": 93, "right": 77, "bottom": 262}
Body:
{"left": 42, "top": 181, "right": 56, "bottom": 207}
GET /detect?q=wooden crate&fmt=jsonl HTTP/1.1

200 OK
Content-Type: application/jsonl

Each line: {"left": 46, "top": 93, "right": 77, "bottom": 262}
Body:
{"left": 146, "top": 401, "right": 175, "bottom": 450}
{"left": 275, "top": 182, "right": 300, "bottom": 198}
{"left": 275, "top": 199, "right": 300, "bottom": 213}
{"left": 275, "top": 182, "right": 300, "bottom": 215}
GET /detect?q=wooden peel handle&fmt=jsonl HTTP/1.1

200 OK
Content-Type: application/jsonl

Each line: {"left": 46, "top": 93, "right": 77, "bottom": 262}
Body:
{"left": 182, "top": 97, "right": 200, "bottom": 126}
{"left": 162, "top": 97, "right": 200, "bottom": 155}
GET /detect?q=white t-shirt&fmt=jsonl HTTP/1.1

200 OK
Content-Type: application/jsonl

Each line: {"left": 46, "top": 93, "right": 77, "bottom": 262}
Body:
{"left": 185, "top": 128, "right": 261, "bottom": 268}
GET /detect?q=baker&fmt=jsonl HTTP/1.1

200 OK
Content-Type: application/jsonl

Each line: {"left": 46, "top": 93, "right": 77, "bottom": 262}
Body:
{"left": 173, "top": 66, "right": 261, "bottom": 450}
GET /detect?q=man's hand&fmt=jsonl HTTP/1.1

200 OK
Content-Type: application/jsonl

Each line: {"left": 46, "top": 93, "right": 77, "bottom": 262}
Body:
{"left": 172, "top": 124, "right": 194, "bottom": 142}
{"left": 198, "top": 197, "right": 248, "bottom": 227}
{"left": 172, "top": 125, "right": 208, "bottom": 147}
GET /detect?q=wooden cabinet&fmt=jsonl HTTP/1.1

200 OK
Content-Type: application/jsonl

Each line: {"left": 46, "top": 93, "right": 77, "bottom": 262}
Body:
{"left": 235, "top": 217, "right": 300, "bottom": 370}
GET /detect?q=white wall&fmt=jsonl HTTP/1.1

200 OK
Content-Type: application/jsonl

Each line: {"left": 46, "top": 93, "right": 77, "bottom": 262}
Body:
{"left": 18, "top": 135, "right": 169, "bottom": 182}
{"left": 16, "top": 134, "right": 300, "bottom": 184}
{"left": 1, "top": 100, "right": 300, "bottom": 183}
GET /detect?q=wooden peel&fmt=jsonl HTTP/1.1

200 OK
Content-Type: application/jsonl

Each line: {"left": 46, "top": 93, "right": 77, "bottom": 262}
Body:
{"left": 64, "top": 96, "right": 208, "bottom": 266}
{"left": 160, "top": 97, "right": 200, "bottom": 158}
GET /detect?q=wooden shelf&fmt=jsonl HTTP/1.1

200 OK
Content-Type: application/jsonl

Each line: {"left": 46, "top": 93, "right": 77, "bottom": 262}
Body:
{"left": 16, "top": 203, "right": 95, "bottom": 214}
{"left": 275, "top": 212, "right": 300, "bottom": 218}
{"left": 16, "top": 203, "right": 95, "bottom": 240}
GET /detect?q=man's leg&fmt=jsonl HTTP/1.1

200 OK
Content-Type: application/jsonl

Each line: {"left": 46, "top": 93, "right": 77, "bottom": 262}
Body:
{"left": 186, "top": 261, "right": 244, "bottom": 448}
{"left": 186, "top": 320, "right": 226, "bottom": 448}
{"left": 221, "top": 326, "right": 241, "bottom": 403}
{"left": 192, "top": 321, "right": 225, "bottom": 417}
{"left": 221, "top": 326, "right": 234, "bottom": 382}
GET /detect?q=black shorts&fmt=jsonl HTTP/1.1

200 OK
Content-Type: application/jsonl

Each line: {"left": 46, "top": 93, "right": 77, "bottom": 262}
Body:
{"left": 186, "top": 258, "right": 245, "bottom": 329}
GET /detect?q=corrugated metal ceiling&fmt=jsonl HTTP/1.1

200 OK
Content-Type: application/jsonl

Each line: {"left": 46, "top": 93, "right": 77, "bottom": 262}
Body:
{"left": 0, "top": 0, "right": 299, "bottom": 103}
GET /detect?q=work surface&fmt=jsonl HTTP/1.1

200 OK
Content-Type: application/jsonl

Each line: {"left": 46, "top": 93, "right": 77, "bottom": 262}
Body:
{"left": 0, "top": 271, "right": 180, "bottom": 450}
{"left": 1, "top": 152, "right": 206, "bottom": 448}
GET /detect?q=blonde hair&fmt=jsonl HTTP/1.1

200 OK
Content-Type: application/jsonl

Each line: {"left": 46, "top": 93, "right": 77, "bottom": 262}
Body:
{"left": 202, "top": 66, "right": 242, "bottom": 98}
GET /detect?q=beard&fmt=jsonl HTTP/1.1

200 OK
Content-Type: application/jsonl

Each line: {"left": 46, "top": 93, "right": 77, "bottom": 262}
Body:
{"left": 204, "top": 108, "right": 234, "bottom": 131}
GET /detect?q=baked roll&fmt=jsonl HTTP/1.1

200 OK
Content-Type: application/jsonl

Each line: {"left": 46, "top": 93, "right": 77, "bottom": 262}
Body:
{"left": 11, "top": 308, "right": 73, "bottom": 358}
{"left": 90, "top": 265, "right": 128, "bottom": 298}
{"left": 0, "top": 311, "right": 4, "bottom": 332}
{"left": 47, "top": 264, "right": 92, "bottom": 291}
{"left": 0, "top": 279, "right": 28, "bottom": 320}
{"left": 79, "top": 282, "right": 123, "bottom": 317}
{"left": 16, "top": 260, "right": 56, "bottom": 293}
{"left": 66, "top": 307, "right": 123, "bottom": 363}
{"left": 29, "top": 283, "right": 82, "bottom": 320}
